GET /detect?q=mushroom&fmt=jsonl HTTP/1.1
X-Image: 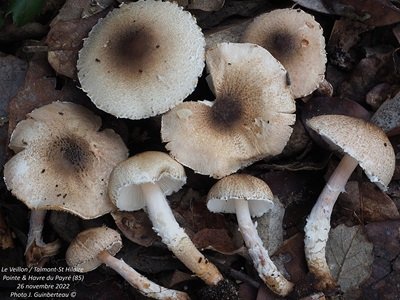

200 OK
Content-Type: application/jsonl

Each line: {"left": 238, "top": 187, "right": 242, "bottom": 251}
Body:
{"left": 207, "top": 174, "right": 294, "bottom": 296}
{"left": 66, "top": 226, "right": 190, "bottom": 300}
{"left": 3, "top": 101, "right": 128, "bottom": 266}
{"left": 241, "top": 8, "right": 326, "bottom": 98}
{"left": 108, "top": 151, "right": 235, "bottom": 292}
{"left": 78, "top": 0, "right": 205, "bottom": 119}
{"left": 161, "top": 42, "right": 296, "bottom": 178}
{"left": 304, "top": 115, "right": 395, "bottom": 290}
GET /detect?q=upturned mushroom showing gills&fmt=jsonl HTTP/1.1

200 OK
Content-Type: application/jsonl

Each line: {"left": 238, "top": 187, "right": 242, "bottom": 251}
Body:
{"left": 66, "top": 227, "right": 189, "bottom": 300}
{"left": 207, "top": 174, "right": 294, "bottom": 296}
{"left": 108, "top": 151, "right": 234, "bottom": 292}
{"left": 161, "top": 42, "right": 296, "bottom": 178}
{"left": 3, "top": 102, "right": 128, "bottom": 266}
{"left": 241, "top": 8, "right": 326, "bottom": 98}
{"left": 77, "top": 0, "right": 205, "bottom": 119}
{"left": 304, "top": 115, "right": 395, "bottom": 290}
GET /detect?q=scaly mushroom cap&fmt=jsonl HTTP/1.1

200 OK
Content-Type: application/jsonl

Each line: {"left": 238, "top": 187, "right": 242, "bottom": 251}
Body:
{"left": 3, "top": 102, "right": 128, "bottom": 219}
{"left": 78, "top": 0, "right": 205, "bottom": 119}
{"left": 307, "top": 115, "right": 395, "bottom": 190}
{"left": 66, "top": 226, "right": 122, "bottom": 272}
{"left": 207, "top": 174, "right": 274, "bottom": 217}
{"left": 108, "top": 151, "right": 186, "bottom": 211}
{"left": 161, "top": 42, "right": 296, "bottom": 178}
{"left": 241, "top": 8, "right": 326, "bottom": 98}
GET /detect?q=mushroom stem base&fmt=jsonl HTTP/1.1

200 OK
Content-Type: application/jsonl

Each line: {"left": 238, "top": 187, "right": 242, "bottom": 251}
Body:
{"left": 304, "top": 154, "right": 359, "bottom": 290}
{"left": 97, "top": 250, "right": 189, "bottom": 300}
{"left": 142, "top": 182, "right": 224, "bottom": 286}
{"left": 25, "top": 210, "right": 61, "bottom": 267}
{"left": 235, "top": 199, "right": 294, "bottom": 296}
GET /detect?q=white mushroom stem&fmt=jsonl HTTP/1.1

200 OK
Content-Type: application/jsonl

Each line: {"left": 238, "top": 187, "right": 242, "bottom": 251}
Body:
{"left": 141, "top": 182, "right": 224, "bottom": 286}
{"left": 234, "top": 199, "right": 294, "bottom": 296}
{"left": 26, "top": 210, "right": 47, "bottom": 250}
{"left": 25, "top": 210, "right": 61, "bottom": 266}
{"left": 97, "top": 250, "right": 189, "bottom": 300}
{"left": 304, "top": 154, "right": 359, "bottom": 289}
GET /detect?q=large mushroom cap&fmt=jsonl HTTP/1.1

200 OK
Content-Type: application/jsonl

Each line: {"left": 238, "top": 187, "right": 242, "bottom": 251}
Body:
{"left": 307, "top": 115, "right": 395, "bottom": 190}
{"left": 241, "top": 8, "right": 326, "bottom": 98}
{"left": 207, "top": 174, "right": 274, "bottom": 217}
{"left": 161, "top": 42, "right": 296, "bottom": 178}
{"left": 108, "top": 151, "right": 186, "bottom": 211}
{"left": 3, "top": 102, "right": 128, "bottom": 219}
{"left": 78, "top": 0, "right": 205, "bottom": 119}
{"left": 66, "top": 226, "right": 122, "bottom": 273}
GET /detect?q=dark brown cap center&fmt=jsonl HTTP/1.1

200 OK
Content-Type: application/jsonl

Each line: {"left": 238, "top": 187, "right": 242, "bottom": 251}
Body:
{"left": 265, "top": 31, "right": 296, "bottom": 60}
{"left": 107, "top": 27, "right": 157, "bottom": 75}
{"left": 50, "top": 136, "right": 92, "bottom": 173}
{"left": 210, "top": 96, "right": 243, "bottom": 130}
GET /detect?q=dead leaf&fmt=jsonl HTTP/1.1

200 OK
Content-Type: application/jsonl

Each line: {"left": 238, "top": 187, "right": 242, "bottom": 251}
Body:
{"left": 294, "top": 0, "right": 400, "bottom": 27}
{"left": 204, "top": 19, "right": 250, "bottom": 49}
{"left": 195, "top": 0, "right": 270, "bottom": 29}
{"left": 371, "top": 91, "right": 400, "bottom": 132}
{"left": 172, "top": 0, "right": 225, "bottom": 11}
{"left": 335, "top": 181, "right": 399, "bottom": 225}
{"left": 255, "top": 198, "right": 285, "bottom": 255}
{"left": 361, "top": 220, "right": 400, "bottom": 299}
{"left": 326, "top": 224, "right": 374, "bottom": 292}
{"left": 7, "top": 54, "right": 84, "bottom": 142}
{"left": 338, "top": 48, "right": 395, "bottom": 103}
{"left": 46, "top": 7, "right": 108, "bottom": 78}
{"left": 273, "top": 233, "right": 308, "bottom": 284}
{"left": 365, "top": 83, "right": 396, "bottom": 111}
{"left": 0, "top": 54, "right": 27, "bottom": 167}
{"left": 112, "top": 211, "right": 158, "bottom": 247}
{"left": 0, "top": 209, "right": 14, "bottom": 249}
{"left": 192, "top": 228, "right": 245, "bottom": 255}
{"left": 327, "top": 19, "right": 371, "bottom": 70}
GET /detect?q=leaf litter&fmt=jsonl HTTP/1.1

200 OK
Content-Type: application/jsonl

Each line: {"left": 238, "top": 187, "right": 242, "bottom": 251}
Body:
{"left": 1, "top": 0, "right": 400, "bottom": 299}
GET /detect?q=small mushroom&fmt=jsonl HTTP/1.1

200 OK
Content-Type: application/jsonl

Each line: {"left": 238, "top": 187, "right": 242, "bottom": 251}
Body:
{"left": 207, "top": 174, "right": 294, "bottom": 296}
{"left": 304, "top": 115, "right": 395, "bottom": 290}
{"left": 78, "top": 0, "right": 205, "bottom": 119}
{"left": 66, "top": 226, "right": 189, "bottom": 300}
{"left": 162, "top": 42, "right": 296, "bottom": 178}
{"left": 108, "top": 151, "right": 228, "bottom": 288}
{"left": 241, "top": 8, "right": 326, "bottom": 98}
{"left": 3, "top": 102, "right": 128, "bottom": 266}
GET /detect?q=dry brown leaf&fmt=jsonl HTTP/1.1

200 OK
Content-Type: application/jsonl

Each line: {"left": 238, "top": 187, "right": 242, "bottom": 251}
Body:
{"left": 204, "top": 19, "right": 250, "bottom": 49}
{"left": 294, "top": 0, "right": 400, "bottom": 27}
{"left": 173, "top": 0, "right": 225, "bottom": 11}
{"left": 361, "top": 220, "right": 400, "bottom": 298}
{"left": 0, "top": 209, "right": 14, "bottom": 249}
{"left": 8, "top": 54, "right": 83, "bottom": 141}
{"left": 273, "top": 233, "right": 308, "bottom": 284}
{"left": 0, "top": 54, "right": 27, "bottom": 167}
{"left": 192, "top": 228, "right": 244, "bottom": 255}
{"left": 338, "top": 49, "right": 395, "bottom": 103}
{"left": 335, "top": 181, "right": 399, "bottom": 225}
{"left": 46, "top": 9, "right": 108, "bottom": 78}
{"left": 327, "top": 19, "right": 370, "bottom": 70}
{"left": 326, "top": 224, "right": 374, "bottom": 292}
{"left": 112, "top": 211, "right": 158, "bottom": 247}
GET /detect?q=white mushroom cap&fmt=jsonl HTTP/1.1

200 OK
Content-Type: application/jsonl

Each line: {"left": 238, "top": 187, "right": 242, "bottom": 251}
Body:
{"left": 3, "top": 102, "right": 128, "bottom": 219}
{"left": 161, "top": 42, "right": 296, "bottom": 178}
{"left": 307, "top": 115, "right": 395, "bottom": 190}
{"left": 241, "top": 8, "right": 326, "bottom": 98}
{"left": 78, "top": 0, "right": 205, "bottom": 119}
{"left": 66, "top": 226, "right": 122, "bottom": 272}
{"left": 108, "top": 151, "right": 186, "bottom": 211}
{"left": 207, "top": 174, "right": 275, "bottom": 217}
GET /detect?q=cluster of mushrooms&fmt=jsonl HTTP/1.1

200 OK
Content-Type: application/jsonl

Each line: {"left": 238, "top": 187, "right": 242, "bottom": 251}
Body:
{"left": 3, "top": 1, "right": 396, "bottom": 299}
